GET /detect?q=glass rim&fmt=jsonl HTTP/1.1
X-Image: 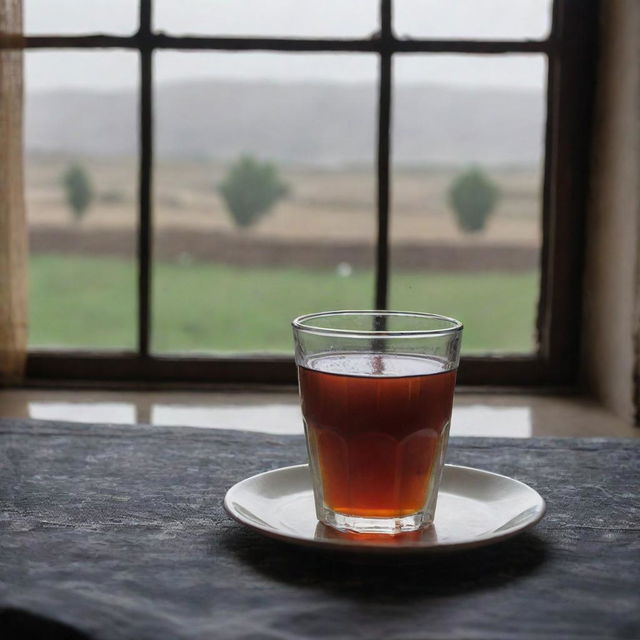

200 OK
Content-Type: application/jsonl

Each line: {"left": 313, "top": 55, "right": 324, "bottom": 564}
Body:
{"left": 292, "top": 310, "right": 463, "bottom": 338}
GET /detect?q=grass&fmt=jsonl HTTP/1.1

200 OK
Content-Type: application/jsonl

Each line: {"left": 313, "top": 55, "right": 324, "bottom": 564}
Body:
{"left": 29, "top": 254, "right": 538, "bottom": 353}
{"left": 29, "top": 255, "right": 137, "bottom": 349}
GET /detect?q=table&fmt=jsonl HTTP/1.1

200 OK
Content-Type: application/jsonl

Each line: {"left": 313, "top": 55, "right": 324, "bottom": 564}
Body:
{"left": 0, "top": 419, "right": 638, "bottom": 639}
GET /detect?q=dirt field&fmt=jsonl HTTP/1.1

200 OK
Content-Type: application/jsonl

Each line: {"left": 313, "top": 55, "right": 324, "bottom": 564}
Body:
{"left": 27, "top": 158, "right": 541, "bottom": 258}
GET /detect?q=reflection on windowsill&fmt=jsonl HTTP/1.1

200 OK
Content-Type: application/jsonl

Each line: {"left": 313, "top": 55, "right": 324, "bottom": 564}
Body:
{"left": 27, "top": 402, "right": 531, "bottom": 438}
{"left": 29, "top": 403, "right": 136, "bottom": 425}
{"left": 151, "top": 404, "right": 531, "bottom": 437}
{"left": 452, "top": 406, "right": 531, "bottom": 438}
{"left": 151, "top": 405, "right": 303, "bottom": 435}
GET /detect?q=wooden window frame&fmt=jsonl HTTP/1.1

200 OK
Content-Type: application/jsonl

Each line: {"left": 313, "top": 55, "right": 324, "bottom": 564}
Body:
{"left": 19, "top": 0, "right": 599, "bottom": 387}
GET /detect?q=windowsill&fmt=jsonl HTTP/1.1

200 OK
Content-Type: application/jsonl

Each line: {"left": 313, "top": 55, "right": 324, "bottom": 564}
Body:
{"left": 0, "top": 388, "right": 636, "bottom": 438}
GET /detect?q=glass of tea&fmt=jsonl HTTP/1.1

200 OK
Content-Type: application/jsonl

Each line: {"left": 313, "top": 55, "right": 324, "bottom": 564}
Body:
{"left": 292, "top": 310, "right": 463, "bottom": 535}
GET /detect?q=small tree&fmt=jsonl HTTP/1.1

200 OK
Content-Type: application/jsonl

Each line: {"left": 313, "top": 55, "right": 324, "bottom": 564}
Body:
{"left": 448, "top": 167, "right": 500, "bottom": 234}
{"left": 62, "top": 163, "right": 94, "bottom": 222}
{"left": 218, "top": 155, "right": 288, "bottom": 229}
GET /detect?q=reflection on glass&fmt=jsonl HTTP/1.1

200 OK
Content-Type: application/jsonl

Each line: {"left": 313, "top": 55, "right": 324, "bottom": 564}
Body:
{"left": 154, "top": 0, "right": 377, "bottom": 38}
{"left": 25, "top": 51, "right": 138, "bottom": 349}
{"left": 395, "top": 0, "right": 552, "bottom": 40}
{"left": 153, "top": 52, "right": 377, "bottom": 354}
{"left": 25, "top": 0, "right": 138, "bottom": 35}
{"left": 390, "top": 55, "right": 546, "bottom": 353}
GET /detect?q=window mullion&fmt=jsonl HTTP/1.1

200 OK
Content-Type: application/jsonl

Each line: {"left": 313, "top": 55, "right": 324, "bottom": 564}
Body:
{"left": 137, "top": 0, "right": 153, "bottom": 356}
{"left": 375, "top": 0, "right": 393, "bottom": 309}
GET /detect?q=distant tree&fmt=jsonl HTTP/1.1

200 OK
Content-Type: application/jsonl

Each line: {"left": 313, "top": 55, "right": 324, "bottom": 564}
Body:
{"left": 448, "top": 167, "right": 500, "bottom": 234}
{"left": 218, "top": 155, "right": 288, "bottom": 229}
{"left": 62, "top": 163, "right": 94, "bottom": 222}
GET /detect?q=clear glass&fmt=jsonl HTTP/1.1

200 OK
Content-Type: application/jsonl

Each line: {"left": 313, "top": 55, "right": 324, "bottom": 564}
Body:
{"left": 391, "top": 54, "right": 545, "bottom": 353}
{"left": 154, "top": 0, "right": 377, "bottom": 38}
{"left": 152, "top": 52, "right": 376, "bottom": 354}
{"left": 25, "top": 51, "right": 138, "bottom": 349}
{"left": 394, "top": 0, "right": 552, "bottom": 40}
{"left": 292, "top": 310, "right": 463, "bottom": 534}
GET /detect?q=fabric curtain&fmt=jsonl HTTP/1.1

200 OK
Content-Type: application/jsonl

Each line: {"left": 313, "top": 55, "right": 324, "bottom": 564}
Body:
{"left": 0, "top": 0, "right": 26, "bottom": 383}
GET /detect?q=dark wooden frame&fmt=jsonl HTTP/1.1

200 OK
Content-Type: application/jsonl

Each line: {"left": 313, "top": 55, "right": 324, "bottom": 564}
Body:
{"left": 18, "top": 0, "right": 599, "bottom": 387}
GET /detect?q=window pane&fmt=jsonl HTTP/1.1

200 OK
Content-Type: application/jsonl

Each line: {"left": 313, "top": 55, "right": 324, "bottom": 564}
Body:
{"left": 26, "top": 51, "right": 138, "bottom": 349}
{"left": 154, "top": 0, "right": 377, "bottom": 38}
{"left": 153, "top": 52, "right": 377, "bottom": 354}
{"left": 390, "top": 55, "right": 546, "bottom": 353}
{"left": 25, "top": 0, "right": 138, "bottom": 35}
{"left": 395, "top": 0, "right": 552, "bottom": 40}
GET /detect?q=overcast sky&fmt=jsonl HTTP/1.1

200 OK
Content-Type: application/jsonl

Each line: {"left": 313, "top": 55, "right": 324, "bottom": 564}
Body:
{"left": 25, "top": 0, "right": 551, "bottom": 91}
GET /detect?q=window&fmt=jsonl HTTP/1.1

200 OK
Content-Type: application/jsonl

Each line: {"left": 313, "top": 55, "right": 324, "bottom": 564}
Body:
{"left": 23, "top": 0, "right": 598, "bottom": 386}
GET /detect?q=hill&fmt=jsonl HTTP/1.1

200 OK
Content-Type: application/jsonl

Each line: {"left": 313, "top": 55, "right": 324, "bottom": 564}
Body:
{"left": 26, "top": 79, "right": 544, "bottom": 166}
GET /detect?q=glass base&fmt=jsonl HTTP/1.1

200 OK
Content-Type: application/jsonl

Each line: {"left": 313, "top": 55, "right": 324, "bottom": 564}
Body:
{"left": 320, "top": 507, "right": 431, "bottom": 535}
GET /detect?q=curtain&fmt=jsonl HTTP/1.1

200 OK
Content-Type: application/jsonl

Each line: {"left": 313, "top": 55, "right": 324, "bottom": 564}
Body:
{"left": 0, "top": 0, "right": 26, "bottom": 383}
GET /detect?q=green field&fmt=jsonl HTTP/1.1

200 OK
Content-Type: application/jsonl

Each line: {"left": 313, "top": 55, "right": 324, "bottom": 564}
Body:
{"left": 29, "top": 254, "right": 538, "bottom": 353}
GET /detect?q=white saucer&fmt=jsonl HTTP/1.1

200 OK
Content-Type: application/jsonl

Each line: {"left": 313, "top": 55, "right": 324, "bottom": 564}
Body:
{"left": 224, "top": 464, "right": 546, "bottom": 554}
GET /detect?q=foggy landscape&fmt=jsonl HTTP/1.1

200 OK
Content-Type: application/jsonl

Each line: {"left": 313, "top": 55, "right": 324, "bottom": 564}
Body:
{"left": 26, "top": 79, "right": 544, "bottom": 166}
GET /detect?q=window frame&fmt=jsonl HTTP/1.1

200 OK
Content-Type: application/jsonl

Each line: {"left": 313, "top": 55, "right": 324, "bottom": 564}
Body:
{"left": 21, "top": 0, "right": 599, "bottom": 387}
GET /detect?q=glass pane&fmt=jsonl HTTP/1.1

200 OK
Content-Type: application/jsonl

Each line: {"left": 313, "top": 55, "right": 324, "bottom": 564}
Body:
{"left": 390, "top": 55, "right": 546, "bottom": 353}
{"left": 395, "top": 0, "right": 552, "bottom": 40}
{"left": 26, "top": 51, "right": 138, "bottom": 349}
{"left": 154, "top": 0, "right": 377, "bottom": 38}
{"left": 153, "top": 52, "right": 377, "bottom": 354}
{"left": 25, "top": 0, "right": 138, "bottom": 35}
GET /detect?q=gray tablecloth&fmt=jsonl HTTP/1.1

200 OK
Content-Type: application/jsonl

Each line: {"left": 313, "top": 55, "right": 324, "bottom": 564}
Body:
{"left": 0, "top": 418, "right": 638, "bottom": 639}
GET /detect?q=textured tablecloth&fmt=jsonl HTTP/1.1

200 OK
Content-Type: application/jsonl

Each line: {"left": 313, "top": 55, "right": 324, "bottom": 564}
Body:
{"left": 0, "top": 418, "right": 638, "bottom": 640}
